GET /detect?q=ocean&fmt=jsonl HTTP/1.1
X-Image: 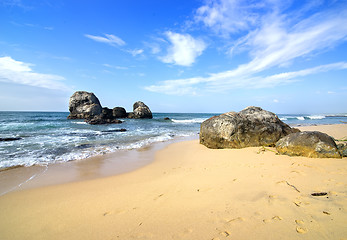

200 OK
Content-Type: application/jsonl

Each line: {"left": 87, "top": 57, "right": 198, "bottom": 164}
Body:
{"left": 1, "top": 111, "right": 346, "bottom": 169}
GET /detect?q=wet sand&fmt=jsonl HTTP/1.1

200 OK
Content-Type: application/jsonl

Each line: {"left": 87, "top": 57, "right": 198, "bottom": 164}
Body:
{"left": 0, "top": 136, "right": 194, "bottom": 195}
{"left": 0, "top": 124, "right": 346, "bottom": 240}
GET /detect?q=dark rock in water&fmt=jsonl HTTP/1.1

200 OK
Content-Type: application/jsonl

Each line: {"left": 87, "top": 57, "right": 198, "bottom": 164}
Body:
{"left": 128, "top": 101, "right": 152, "bottom": 119}
{"left": 337, "top": 142, "right": 347, "bottom": 157}
{"left": 67, "top": 91, "right": 153, "bottom": 123}
{"left": 86, "top": 107, "right": 124, "bottom": 125}
{"left": 113, "top": 107, "right": 127, "bottom": 118}
{"left": 0, "top": 137, "right": 22, "bottom": 142}
{"left": 200, "top": 106, "right": 298, "bottom": 149}
{"left": 86, "top": 116, "right": 123, "bottom": 125}
{"left": 101, "top": 129, "right": 127, "bottom": 133}
{"left": 67, "top": 91, "right": 102, "bottom": 119}
{"left": 164, "top": 117, "right": 171, "bottom": 121}
{"left": 101, "top": 107, "right": 113, "bottom": 119}
{"left": 276, "top": 131, "right": 341, "bottom": 158}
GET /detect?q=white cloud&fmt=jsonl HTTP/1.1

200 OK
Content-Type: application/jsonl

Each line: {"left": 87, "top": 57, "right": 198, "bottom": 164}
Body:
{"left": 145, "top": 62, "right": 347, "bottom": 95}
{"left": 145, "top": 1, "right": 347, "bottom": 95}
{"left": 85, "top": 33, "right": 126, "bottom": 46}
{"left": 195, "top": 0, "right": 269, "bottom": 37}
{"left": 103, "top": 64, "right": 128, "bottom": 70}
{"left": 145, "top": 77, "right": 202, "bottom": 95}
{"left": 241, "top": 9, "right": 347, "bottom": 72}
{"left": 160, "top": 31, "right": 207, "bottom": 66}
{"left": 150, "top": 44, "right": 161, "bottom": 54}
{"left": 126, "top": 49, "right": 144, "bottom": 56}
{"left": 0, "top": 56, "right": 71, "bottom": 91}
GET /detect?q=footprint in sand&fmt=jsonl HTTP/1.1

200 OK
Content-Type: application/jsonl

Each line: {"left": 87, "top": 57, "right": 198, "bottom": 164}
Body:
{"left": 296, "top": 226, "right": 307, "bottom": 234}
{"left": 290, "top": 170, "right": 304, "bottom": 175}
{"left": 268, "top": 195, "right": 279, "bottom": 204}
{"left": 226, "top": 217, "right": 245, "bottom": 224}
{"left": 295, "top": 220, "right": 304, "bottom": 225}
{"left": 295, "top": 220, "right": 307, "bottom": 234}
{"left": 220, "top": 230, "right": 231, "bottom": 237}
{"left": 263, "top": 216, "right": 283, "bottom": 223}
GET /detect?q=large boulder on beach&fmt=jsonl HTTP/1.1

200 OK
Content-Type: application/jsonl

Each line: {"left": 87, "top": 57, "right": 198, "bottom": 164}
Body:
{"left": 200, "top": 106, "right": 299, "bottom": 149}
{"left": 67, "top": 91, "right": 102, "bottom": 119}
{"left": 337, "top": 143, "right": 347, "bottom": 157}
{"left": 276, "top": 131, "right": 342, "bottom": 158}
{"left": 128, "top": 101, "right": 152, "bottom": 119}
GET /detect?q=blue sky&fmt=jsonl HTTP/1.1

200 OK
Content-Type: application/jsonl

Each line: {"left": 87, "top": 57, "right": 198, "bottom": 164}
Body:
{"left": 0, "top": 0, "right": 346, "bottom": 113}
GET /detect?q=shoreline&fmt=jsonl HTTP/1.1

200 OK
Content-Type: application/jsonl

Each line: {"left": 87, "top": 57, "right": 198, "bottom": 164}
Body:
{"left": 0, "top": 135, "right": 198, "bottom": 196}
{"left": 0, "top": 124, "right": 346, "bottom": 239}
{"left": 1, "top": 124, "right": 346, "bottom": 195}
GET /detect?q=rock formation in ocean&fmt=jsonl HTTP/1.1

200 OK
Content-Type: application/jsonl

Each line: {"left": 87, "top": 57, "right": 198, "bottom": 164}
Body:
{"left": 67, "top": 91, "right": 102, "bottom": 119}
{"left": 112, "top": 107, "right": 127, "bottom": 118}
{"left": 86, "top": 116, "right": 123, "bottom": 125}
{"left": 127, "top": 101, "right": 153, "bottom": 119}
{"left": 276, "top": 131, "right": 341, "bottom": 158}
{"left": 67, "top": 91, "right": 153, "bottom": 124}
{"left": 200, "top": 106, "right": 299, "bottom": 149}
{"left": 84, "top": 107, "right": 122, "bottom": 125}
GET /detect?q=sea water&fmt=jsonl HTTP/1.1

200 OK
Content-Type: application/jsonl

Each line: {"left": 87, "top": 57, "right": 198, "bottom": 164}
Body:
{"left": 1, "top": 111, "right": 346, "bottom": 169}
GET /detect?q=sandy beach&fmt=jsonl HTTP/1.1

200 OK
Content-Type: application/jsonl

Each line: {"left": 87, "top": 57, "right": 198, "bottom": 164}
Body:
{"left": 0, "top": 124, "right": 347, "bottom": 240}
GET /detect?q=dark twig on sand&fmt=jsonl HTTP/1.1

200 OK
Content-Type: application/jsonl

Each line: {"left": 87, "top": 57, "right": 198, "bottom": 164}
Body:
{"left": 311, "top": 192, "right": 327, "bottom": 196}
{"left": 286, "top": 181, "right": 300, "bottom": 193}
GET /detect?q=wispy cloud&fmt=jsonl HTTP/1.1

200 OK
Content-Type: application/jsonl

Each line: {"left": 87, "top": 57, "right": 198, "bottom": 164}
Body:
{"left": 1, "top": 0, "right": 29, "bottom": 9}
{"left": 126, "top": 49, "right": 144, "bottom": 57}
{"left": 146, "top": 1, "right": 347, "bottom": 95}
{"left": 0, "top": 56, "right": 71, "bottom": 91}
{"left": 10, "top": 21, "right": 54, "bottom": 31}
{"left": 145, "top": 62, "right": 347, "bottom": 95}
{"left": 159, "top": 31, "right": 207, "bottom": 66}
{"left": 195, "top": 0, "right": 263, "bottom": 37}
{"left": 103, "top": 63, "right": 128, "bottom": 70}
{"left": 85, "top": 33, "right": 126, "bottom": 46}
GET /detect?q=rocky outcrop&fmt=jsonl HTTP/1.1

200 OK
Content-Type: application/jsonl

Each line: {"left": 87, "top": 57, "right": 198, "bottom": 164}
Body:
{"left": 128, "top": 101, "right": 153, "bottom": 119}
{"left": 276, "top": 131, "right": 341, "bottom": 158}
{"left": 112, "top": 107, "right": 127, "bottom": 118}
{"left": 68, "top": 91, "right": 153, "bottom": 123}
{"left": 67, "top": 91, "right": 102, "bottom": 119}
{"left": 85, "top": 107, "right": 123, "bottom": 125}
{"left": 200, "top": 106, "right": 299, "bottom": 149}
{"left": 86, "top": 116, "right": 123, "bottom": 125}
{"left": 101, "top": 107, "right": 113, "bottom": 119}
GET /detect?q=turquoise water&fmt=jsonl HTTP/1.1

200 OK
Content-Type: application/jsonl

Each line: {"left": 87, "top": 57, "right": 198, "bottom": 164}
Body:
{"left": 0, "top": 111, "right": 346, "bottom": 168}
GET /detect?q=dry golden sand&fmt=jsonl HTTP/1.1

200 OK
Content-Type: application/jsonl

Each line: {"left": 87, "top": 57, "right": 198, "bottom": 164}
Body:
{"left": 0, "top": 124, "right": 347, "bottom": 240}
